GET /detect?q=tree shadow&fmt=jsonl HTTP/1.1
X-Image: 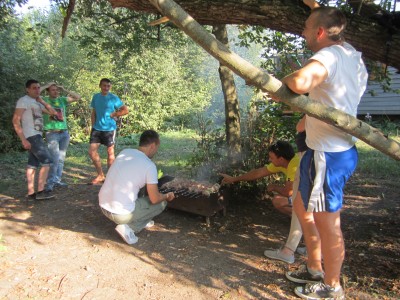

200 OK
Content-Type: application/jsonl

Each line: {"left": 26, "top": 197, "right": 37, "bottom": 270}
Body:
{"left": 1, "top": 167, "right": 399, "bottom": 299}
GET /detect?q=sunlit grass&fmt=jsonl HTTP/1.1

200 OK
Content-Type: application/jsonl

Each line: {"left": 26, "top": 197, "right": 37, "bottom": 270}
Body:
{"left": 356, "top": 136, "right": 400, "bottom": 182}
{"left": 1, "top": 130, "right": 399, "bottom": 193}
{"left": 65, "top": 130, "right": 199, "bottom": 182}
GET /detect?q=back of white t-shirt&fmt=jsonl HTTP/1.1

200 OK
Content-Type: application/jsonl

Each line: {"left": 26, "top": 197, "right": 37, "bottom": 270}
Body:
{"left": 99, "top": 149, "right": 158, "bottom": 214}
{"left": 306, "top": 42, "right": 368, "bottom": 152}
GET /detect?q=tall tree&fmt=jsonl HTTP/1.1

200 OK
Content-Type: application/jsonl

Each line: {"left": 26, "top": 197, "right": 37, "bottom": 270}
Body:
{"left": 212, "top": 25, "right": 241, "bottom": 161}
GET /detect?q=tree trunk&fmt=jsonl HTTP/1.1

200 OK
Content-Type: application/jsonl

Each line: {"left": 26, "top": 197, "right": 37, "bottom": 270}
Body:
{"left": 212, "top": 25, "right": 241, "bottom": 162}
{"left": 109, "top": 0, "right": 400, "bottom": 71}
{"left": 144, "top": 0, "right": 400, "bottom": 160}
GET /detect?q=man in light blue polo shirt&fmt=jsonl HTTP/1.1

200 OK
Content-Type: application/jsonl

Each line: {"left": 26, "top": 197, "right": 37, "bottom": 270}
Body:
{"left": 89, "top": 78, "right": 128, "bottom": 184}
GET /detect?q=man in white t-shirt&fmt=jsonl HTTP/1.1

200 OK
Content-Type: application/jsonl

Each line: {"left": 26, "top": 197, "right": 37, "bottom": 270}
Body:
{"left": 276, "top": 1, "right": 368, "bottom": 299}
{"left": 13, "top": 79, "right": 57, "bottom": 200}
{"left": 99, "top": 130, "right": 175, "bottom": 244}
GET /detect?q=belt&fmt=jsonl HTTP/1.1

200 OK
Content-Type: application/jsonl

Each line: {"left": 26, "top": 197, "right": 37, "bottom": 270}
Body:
{"left": 46, "top": 130, "right": 67, "bottom": 133}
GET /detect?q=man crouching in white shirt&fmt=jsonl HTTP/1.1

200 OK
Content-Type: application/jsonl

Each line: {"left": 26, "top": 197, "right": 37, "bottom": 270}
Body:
{"left": 99, "top": 130, "right": 175, "bottom": 244}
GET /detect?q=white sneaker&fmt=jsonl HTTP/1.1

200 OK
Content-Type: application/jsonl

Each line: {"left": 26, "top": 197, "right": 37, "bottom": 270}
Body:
{"left": 145, "top": 220, "right": 155, "bottom": 228}
{"left": 264, "top": 248, "right": 295, "bottom": 264}
{"left": 115, "top": 224, "right": 138, "bottom": 244}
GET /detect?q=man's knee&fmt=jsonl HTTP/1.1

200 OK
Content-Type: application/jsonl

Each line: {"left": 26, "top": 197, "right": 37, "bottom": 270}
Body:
{"left": 88, "top": 145, "right": 99, "bottom": 158}
{"left": 107, "top": 145, "right": 115, "bottom": 155}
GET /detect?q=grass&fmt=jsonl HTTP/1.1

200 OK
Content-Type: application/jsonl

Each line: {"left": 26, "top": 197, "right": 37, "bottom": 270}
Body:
{"left": 0, "top": 130, "right": 399, "bottom": 194}
{"left": 0, "top": 130, "right": 199, "bottom": 194}
{"left": 355, "top": 136, "right": 400, "bottom": 182}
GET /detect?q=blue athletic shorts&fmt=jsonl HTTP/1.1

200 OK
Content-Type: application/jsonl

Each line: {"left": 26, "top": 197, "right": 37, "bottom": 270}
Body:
{"left": 89, "top": 128, "right": 116, "bottom": 147}
{"left": 298, "top": 146, "right": 358, "bottom": 213}
{"left": 26, "top": 134, "right": 53, "bottom": 169}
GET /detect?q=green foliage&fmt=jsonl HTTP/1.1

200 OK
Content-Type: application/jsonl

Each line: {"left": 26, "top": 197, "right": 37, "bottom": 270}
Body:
{"left": 189, "top": 100, "right": 300, "bottom": 185}
{"left": 115, "top": 46, "right": 213, "bottom": 133}
{"left": 0, "top": 0, "right": 27, "bottom": 29}
{"left": 237, "top": 26, "right": 311, "bottom": 78}
{"left": 188, "top": 115, "right": 227, "bottom": 181}
{"left": 0, "top": 5, "right": 214, "bottom": 153}
{"left": 241, "top": 97, "right": 300, "bottom": 171}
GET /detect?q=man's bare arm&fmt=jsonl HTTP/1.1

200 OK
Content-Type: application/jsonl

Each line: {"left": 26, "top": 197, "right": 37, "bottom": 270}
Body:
{"left": 282, "top": 60, "right": 328, "bottom": 95}
{"left": 36, "top": 97, "right": 57, "bottom": 115}
{"left": 58, "top": 85, "right": 81, "bottom": 102}
{"left": 111, "top": 105, "right": 129, "bottom": 118}
{"left": 12, "top": 109, "right": 31, "bottom": 150}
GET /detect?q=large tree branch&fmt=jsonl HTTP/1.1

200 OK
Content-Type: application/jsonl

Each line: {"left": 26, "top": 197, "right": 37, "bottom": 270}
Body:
{"left": 142, "top": 0, "right": 400, "bottom": 160}
{"left": 109, "top": 0, "right": 400, "bottom": 70}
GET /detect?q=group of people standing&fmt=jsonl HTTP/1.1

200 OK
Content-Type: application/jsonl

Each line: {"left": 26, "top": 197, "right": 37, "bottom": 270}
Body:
{"left": 12, "top": 78, "right": 128, "bottom": 199}
{"left": 12, "top": 0, "right": 368, "bottom": 298}
{"left": 12, "top": 80, "right": 80, "bottom": 200}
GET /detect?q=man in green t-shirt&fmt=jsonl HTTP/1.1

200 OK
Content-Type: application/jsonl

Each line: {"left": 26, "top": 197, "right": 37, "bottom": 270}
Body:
{"left": 40, "top": 82, "right": 81, "bottom": 191}
{"left": 220, "top": 141, "right": 299, "bottom": 216}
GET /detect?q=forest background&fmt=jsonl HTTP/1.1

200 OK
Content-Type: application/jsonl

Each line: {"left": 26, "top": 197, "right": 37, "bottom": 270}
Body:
{"left": 0, "top": 0, "right": 267, "bottom": 153}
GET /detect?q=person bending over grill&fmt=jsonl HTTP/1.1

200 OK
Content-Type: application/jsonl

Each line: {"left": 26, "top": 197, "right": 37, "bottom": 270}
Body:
{"left": 98, "top": 130, "right": 175, "bottom": 245}
{"left": 220, "top": 140, "right": 299, "bottom": 216}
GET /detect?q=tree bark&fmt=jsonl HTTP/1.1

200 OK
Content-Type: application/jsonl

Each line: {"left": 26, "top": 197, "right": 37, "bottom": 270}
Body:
{"left": 143, "top": 0, "right": 400, "bottom": 160}
{"left": 212, "top": 25, "right": 241, "bottom": 162}
{"left": 109, "top": 0, "right": 400, "bottom": 70}
{"left": 62, "top": 0, "right": 75, "bottom": 38}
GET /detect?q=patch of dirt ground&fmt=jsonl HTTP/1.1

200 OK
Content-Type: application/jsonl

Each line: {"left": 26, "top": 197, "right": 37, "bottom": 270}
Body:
{"left": 0, "top": 172, "right": 399, "bottom": 299}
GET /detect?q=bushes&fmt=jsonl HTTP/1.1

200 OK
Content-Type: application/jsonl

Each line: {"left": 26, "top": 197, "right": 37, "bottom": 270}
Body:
{"left": 0, "top": 129, "right": 20, "bottom": 153}
{"left": 189, "top": 100, "right": 301, "bottom": 189}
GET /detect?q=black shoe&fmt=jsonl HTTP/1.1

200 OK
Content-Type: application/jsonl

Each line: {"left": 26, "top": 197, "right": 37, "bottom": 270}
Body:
{"left": 286, "top": 265, "right": 324, "bottom": 284}
{"left": 26, "top": 193, "right": 36, "bottom": 200}
{"left": 35, "top": 190, "right": 55, "bottom": 200}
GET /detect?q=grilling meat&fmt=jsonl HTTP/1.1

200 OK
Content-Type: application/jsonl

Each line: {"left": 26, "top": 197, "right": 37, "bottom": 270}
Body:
{"left": 161, "top": 178, "right": 220, "bottom": 196}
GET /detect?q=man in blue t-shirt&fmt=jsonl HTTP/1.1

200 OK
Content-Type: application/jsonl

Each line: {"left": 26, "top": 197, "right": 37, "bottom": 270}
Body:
{"left": 89, "top": 78, "right": 128, "bottom": 184}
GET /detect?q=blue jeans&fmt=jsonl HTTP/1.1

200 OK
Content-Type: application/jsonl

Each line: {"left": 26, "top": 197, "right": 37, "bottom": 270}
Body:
{"left": 45, "top": 130, "right": 70, "bottom": 187}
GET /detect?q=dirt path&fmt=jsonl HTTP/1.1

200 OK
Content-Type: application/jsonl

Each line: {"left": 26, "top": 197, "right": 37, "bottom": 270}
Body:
{"left": 0, "top": 175, "right": 399, "bottom": 299}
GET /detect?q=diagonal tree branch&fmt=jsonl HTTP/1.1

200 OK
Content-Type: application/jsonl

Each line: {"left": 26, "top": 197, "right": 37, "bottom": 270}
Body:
{"left": 146, "top": 0, "right": 400, "bottom": 160}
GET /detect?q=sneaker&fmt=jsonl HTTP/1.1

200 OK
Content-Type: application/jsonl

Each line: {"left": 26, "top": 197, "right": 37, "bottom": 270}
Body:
{"left": 26, "top": 193, "right": 36, "bottom": 200}
{"left": 294, "top": 282, "right": 345, "bottom": 299}
{"left": 54, "top": 182, "right": 68, "bottom": 188}
{"left": 264, "top": 248, "right": 295, "bottom": 264}
{"left": 286, "top": 265, "right": 324, "bottom": 284}
{"left": 296, "top": 246, "right": 308, "bottom": 256}
{"left": 145, "top": 220, "right": 155, "bottom": 229}
{"left": 45, "top": 183, "right": 54, "bottom": 192}
{"left": 35, "top": 190, "right": 55, "bottom": 200}
{"left": 115, "top": 224, "right": 138, "bottom": 244}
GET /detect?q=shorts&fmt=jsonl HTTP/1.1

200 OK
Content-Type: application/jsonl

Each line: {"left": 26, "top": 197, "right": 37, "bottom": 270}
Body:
{"left": 298, "top": 146, "right": 358, "bottom": 213}
{"left": 26, "top": 134, "right": 53, "bottom": 169}
{"left": 89, "top": 129, "right": 116, "bottom": 147}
